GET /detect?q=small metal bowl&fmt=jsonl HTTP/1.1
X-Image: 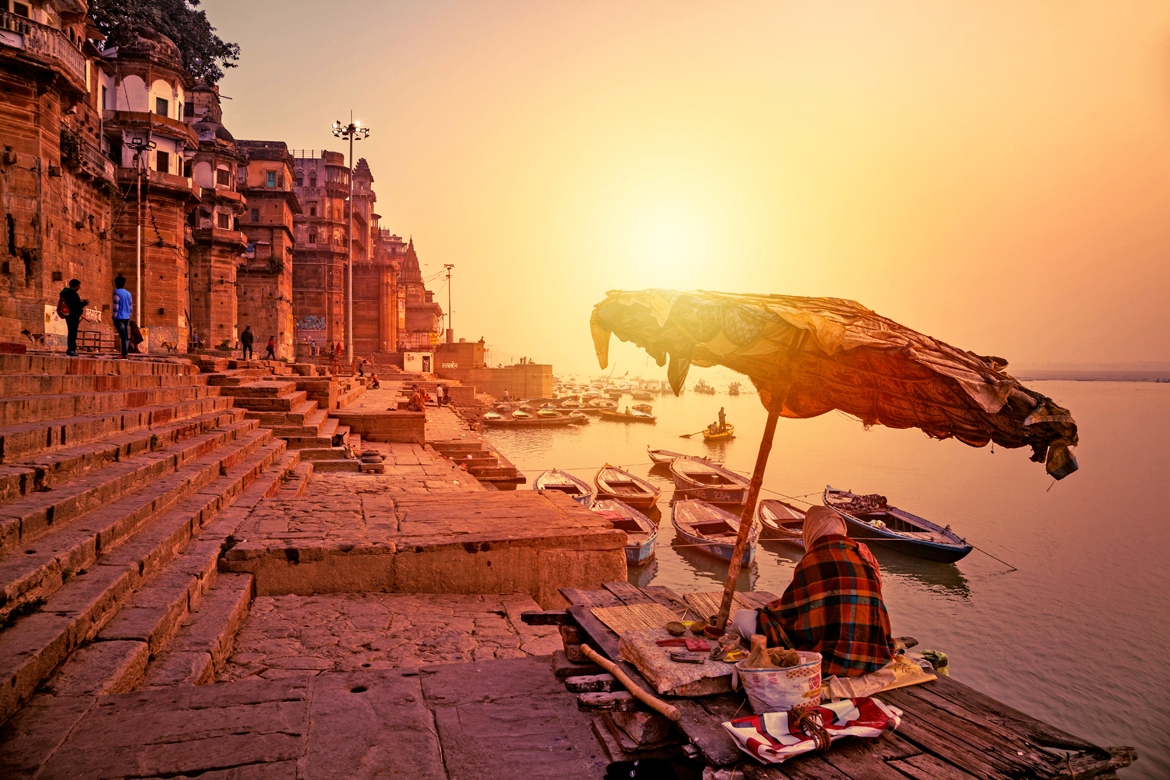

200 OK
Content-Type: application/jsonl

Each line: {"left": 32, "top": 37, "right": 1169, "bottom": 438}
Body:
{"left": 665, "top": 621, "right": 687, "bottom": 636}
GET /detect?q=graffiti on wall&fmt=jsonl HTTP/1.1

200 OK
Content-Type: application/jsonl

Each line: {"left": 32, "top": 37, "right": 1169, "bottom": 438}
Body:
{"left": 297, "top": 315, "right": 327, "bottom": 331}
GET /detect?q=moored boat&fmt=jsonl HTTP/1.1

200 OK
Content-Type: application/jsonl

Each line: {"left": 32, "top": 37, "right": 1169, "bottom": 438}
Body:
{"left": 482, "top": 410, "right": 577, "bottom": 427}
{"left": 702, "top": 423, "right": 735, "bottom": 441}
{"left": 647, "top": 447, "right": 708, "bottom": 466}
{"left": 593, "top": 499, "right": 658, "bottom": 564}
{"left": 670, "top": 457, "right": 749, "bottom": 504}
{"left": 599, "top": 407, "right": 656, "bottom": 423}
{"left": 672, "top": 499, "right": 757, "bottom": 565}
{"left": 533, "top": 469, "right": 594, "bottom": 506}
{"left": 823, "top": 487, "right": 973, "bottom": 563}
{"left": 758, "top": 499, "right": 806, "bottom": 546}
{"left": 594, "top": 464, "right": 661, "bottom": 509}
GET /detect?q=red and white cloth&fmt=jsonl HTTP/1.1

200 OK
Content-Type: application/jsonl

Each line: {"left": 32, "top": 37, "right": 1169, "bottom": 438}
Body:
{"left": 723, "top": 697, "right": 902, "bottom": 764}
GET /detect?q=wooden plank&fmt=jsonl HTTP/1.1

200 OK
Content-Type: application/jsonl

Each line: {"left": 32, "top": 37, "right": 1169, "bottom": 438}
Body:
{"left": 567, "top": 604, "right": 621, "bottom": 659}
{"left": 602, "top": 581, "right": 660, "bottom": 605}
{"left": 565, "top": 674, "right": 617, "bottom": 693}
{"left": 560, "top": 587, "right": 624, "bottom": 608}
{"left": 818, "top": 731, "right": 930, "bottom": 780}
{"left": 738, "top": 590, "right": 779, "bottom": 609}
{"left": 916, "top": 674, "right": 1099, "bottom": 752}
{"left": 887, "top": 752, "right": 984, "bottom": 780}
{"left": 520, "top": 610, "right": 572, "bottom": 626}
{"left": 873, "top": 698, "right": 1013, "bottom": 780}
{"left": 639, "top": 585, "right": 692, "bottom": 614}
{"left": 673, "top": 697, "right": 745, "bottom": 767}
{"left": 577, "top": 692, "right": 640, "bottom": 712}
{"left": 880, "top": 686, "right": 1049, "bottom": 776}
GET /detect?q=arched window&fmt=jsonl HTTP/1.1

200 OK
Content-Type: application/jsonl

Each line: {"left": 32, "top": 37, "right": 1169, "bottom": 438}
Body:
{"left": 308, "top": 231, "right": 317, "bottom": 245}
{"left": 295, "top": 171, "right": 303, "bottom": 187}
{"left": 309, "top": 172, "right": 317, "bottom": 187}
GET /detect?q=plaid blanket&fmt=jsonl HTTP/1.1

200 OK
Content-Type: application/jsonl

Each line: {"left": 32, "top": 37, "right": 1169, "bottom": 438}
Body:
{"left": 757, "top": 535, "right": 895, "bottom": 677}
{"left": 724, "top": 697, "right": 902, "bottom": 764}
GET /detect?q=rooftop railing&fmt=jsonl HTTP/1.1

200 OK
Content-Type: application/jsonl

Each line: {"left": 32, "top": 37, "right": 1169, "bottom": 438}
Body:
{"left": 0, "top": 10, "right": 87, "bottom": 89}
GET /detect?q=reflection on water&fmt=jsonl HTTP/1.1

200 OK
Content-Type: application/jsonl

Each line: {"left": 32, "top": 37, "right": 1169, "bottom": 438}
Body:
{"left": 668, "top": 529, "right": 758, "bottom": 592}
{"left": 485, "top": 379, "right": 1170, "bottom": 778}
{"left": 627, "top": 558, "right": 658, "bottom": 588}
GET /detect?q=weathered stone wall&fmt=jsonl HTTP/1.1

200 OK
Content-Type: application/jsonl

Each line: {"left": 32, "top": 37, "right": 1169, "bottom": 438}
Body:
{"left": 437, "top": 363, "right": 553, "bottom": 400}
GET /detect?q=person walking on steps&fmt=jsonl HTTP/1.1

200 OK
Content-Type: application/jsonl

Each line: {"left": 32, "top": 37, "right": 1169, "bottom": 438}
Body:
{"left": 265, "top": 336, "right": 276, "bottom": 361}
{"left": 240, "top": 326, "right": 254, "bottom": 359}
{"left": 112, "top": 276, "right": 132, "bottom": 358}
{"left": 58, "top": 279, "right": 88, "bottom": 357}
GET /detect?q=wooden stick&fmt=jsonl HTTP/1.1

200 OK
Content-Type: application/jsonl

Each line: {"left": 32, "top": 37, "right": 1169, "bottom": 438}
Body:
{"left": 715, "top": 406, "right": 780, "bottom": 632}
{"left": 580, "top": 645, "right": 681, "bottom": 721}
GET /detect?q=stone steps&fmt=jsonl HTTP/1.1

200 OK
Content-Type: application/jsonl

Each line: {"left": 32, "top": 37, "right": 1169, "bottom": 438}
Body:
{"left": 0, "top": 355, "right": 200, "bottom": 378}
{"left": 0, "top": 372, "right": 209, "bottom": 397}
{"left": 215, "top": 381, "right": 300, "bottom": 399}
{"left": 0, "top": 385, "right": 221, "bottom": 427}
{"left": 0, "top": 406, "right": 246, "bottom": 503}
{"left": 336, "top": 381, "right": 364, "bottom": 409}
{"left": 0, "top": 433, "right": 285, "bottom": 721}
{"left": 0, "top": 421, "right": 267, "bottom": 619}
{"left": 224, "top": 390, "right": 308, "bottom": 412}
{"left": 309, "top": 459, "right": 361, "bottom": 473}
{"left": 0, "top": 395, "right": 236, "bottom": 464}
{"left": 244, "top": 399, "right": 319, "bottom": 426}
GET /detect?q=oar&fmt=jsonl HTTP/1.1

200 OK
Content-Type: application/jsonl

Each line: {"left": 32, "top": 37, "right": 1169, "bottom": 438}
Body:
{"left": 679, "top": 428, "right": 708, "bottom": 438}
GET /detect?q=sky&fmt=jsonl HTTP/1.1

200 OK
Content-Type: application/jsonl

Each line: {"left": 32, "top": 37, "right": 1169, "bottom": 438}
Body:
{"left": 201, "top": 0, "right": 1170, "bottom": 376}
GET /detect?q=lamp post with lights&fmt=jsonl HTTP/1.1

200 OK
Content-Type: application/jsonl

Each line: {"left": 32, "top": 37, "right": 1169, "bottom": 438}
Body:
{"left": 443, "top": 264, "right": 454, "bottom": 343}
{"left": 331, "top": 114, "right": 369, "bottom": 362}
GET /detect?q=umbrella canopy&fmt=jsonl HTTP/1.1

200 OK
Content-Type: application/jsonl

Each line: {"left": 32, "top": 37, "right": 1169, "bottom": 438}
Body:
{"left": 591, "top": 289, "right": 1077, "bottom": 478}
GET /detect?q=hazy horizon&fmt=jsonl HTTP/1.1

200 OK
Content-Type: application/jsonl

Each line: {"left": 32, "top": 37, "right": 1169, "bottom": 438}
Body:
{"left": 203, "top": 0, "right": 1170, "bottom": 378}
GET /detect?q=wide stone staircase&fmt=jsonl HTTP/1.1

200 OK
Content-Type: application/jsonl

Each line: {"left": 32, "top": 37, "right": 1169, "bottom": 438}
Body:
{"left": 0, "top": 354, "right": 307, "bottom": 725}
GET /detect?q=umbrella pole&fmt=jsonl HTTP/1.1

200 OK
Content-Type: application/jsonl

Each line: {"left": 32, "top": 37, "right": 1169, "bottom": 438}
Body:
{"left": 715, "top": 406, "right": 781, "bottom": 632}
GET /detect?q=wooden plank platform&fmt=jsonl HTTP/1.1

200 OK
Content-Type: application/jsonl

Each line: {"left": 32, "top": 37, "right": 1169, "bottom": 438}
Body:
{"left": 560, "top": 583, "right": 1136, "bottom": 779}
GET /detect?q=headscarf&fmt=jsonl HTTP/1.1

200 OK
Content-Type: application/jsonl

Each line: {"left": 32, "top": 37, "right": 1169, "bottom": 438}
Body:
{"left": 803, "top": 505, "right": 847, "bottom": 549}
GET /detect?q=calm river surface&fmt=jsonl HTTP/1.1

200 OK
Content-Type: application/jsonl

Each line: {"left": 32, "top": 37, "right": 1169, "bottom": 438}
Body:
{"left": 483, "top": 378, "right": 1169, "bottom": 779}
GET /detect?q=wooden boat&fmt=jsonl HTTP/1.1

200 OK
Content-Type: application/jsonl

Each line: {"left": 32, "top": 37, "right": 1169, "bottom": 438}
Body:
{"left": 728, "top": 382, "right": 741, "bottom": 396}
{"left": 632, "top": 390, "right": 655, "bottom": 400}
{"left": 599, "top": 407, "right": 656, "bottom": 423}
{"left": 758, "top": 499, "right": 806, "bottom": 546}
{"left": 823, "top": 486, "right": 973, "bottom": 563}
{"left": 646, "top": 447, "right": 707, "bottom": 466}
{"left": 482, "top": 411, "right": 577, "bottom": 427}
{"left": 702, "top": 423, "right": 735, "bottom": 441}
{"left": 536, "top": 407, "right": 563, "bottom": 418}
{"left": 669, "top": 457, "right": 749, "bottom": 504}
{"left": 693, "top": 379, "right": 716, "bottom": 395}
{"left": 672, "top": 499, "right": 757, "bottom": 565}
{"left": 593, "top": 499, "right": 657, "bottom": 564}
{"left": 533, "top": 469, "right": 593, "bottom": 506}
{"left": 567, "top": 412, "right": 590, "bottom": 425}
{"left": 594, "top": 464, "right": 661, "bottom": 510}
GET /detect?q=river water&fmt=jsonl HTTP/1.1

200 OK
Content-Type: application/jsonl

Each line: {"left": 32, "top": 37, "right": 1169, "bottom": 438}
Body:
{"left": 483, "top": 378, "right": 1169, "bottom": 779}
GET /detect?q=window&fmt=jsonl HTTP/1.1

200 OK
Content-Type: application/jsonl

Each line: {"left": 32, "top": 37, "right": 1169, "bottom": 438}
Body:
{"left": 155, "top": 97, "right": 169, "bottom": 117}
{"left": 250, "top": 209, "right": 259, "bottom": 222}
{"left": 308, "top": 201, "right": 317, "bottom": 217}
{"left": 184, "top": 103, "right": 194, "bottom": 119}
{"left": 309, "top": 173, "right": 317, "bottom": 187}
{"left": 217, "top": 213, "right": 230, "bottom": 229}
{"left": 183, "top": 161, "right": 192, "bottom": 177}
{"left": 266, "top": 171, "right": 276, "bottom": 188}
{"left": 101, "top": 86, "right": 107, "bottom": 111}
{"left": 216, "top": 168, "right": 231, "bottom": 186}
{"left": 155, "top": 150, "right": 169, "bottom": 174}
{"left": 308, "top": 231, "right": 317, "bottom": 244}
{"left": 295, "top": 172, "right": 303, "bottom": 187}
{"left": 12, "top": 3, "right": 29, "bottom": 18}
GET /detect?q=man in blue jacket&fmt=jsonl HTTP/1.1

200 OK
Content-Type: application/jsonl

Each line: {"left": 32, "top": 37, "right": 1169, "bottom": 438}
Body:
{"left": 112, "top": 275, "right": 132, "bottom": 358}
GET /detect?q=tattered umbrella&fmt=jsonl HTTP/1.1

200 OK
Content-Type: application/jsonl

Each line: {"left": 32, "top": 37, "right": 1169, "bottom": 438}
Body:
{"left": 590, "top": 289, "right": 1078, "bottom": 630}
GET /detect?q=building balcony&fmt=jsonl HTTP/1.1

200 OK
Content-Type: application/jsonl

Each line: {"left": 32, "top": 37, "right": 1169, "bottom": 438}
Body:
{"left": 116, "top": 167, "right": 202, "bottom": 203}
{"left": 193, "top": 227, "right": 248, "bottom": 250}
{"left": 103, "top": 110, "right": 199, "bottom": 145}
{"left": 0, "top": 10, "right": 87, "bottom": 96}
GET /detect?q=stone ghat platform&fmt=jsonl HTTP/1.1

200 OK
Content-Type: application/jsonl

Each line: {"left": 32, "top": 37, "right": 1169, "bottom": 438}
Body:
{"left": 222, "top": 464, "right": 626, "bottom": 608}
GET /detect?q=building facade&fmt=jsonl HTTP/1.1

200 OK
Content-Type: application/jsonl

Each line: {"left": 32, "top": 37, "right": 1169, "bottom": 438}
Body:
{"left": 397, "top": 237, "right": 443, "bottom": 351}
{"left": 291, "top": 150, "right": 348, "bottom": 349}
{"left": 237, "top": 140, "right": 299, "bottom": 359}
{"left": 0, "top": 0, "right": 119, "bottom": 346}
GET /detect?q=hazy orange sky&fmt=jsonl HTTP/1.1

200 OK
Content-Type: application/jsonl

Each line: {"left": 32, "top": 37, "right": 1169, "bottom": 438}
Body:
{"left": 203, "top": 0, "right": 1169, "bottom": 375}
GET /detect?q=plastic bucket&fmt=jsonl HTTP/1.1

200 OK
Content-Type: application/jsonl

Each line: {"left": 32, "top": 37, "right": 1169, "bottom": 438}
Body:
{"left": 737, "top": 651, "right": 823, "bottom": 714}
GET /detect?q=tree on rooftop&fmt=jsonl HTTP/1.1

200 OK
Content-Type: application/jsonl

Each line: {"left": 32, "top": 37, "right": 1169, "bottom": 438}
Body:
{"left": 90, "top": 0, "right": 240, "bottom": 84}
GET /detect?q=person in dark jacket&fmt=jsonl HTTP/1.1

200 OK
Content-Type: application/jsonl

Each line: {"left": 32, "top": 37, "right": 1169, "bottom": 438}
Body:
{"left": 240, "top": 326, "right": 254, "bottom": 359}
{"left": 59, "top": 279, "right": 88, "bottom": 356}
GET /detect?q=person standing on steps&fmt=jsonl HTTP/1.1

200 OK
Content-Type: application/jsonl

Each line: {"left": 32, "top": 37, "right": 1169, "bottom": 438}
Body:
{"left": 112, "top": 275, "right": 132, "bottom": 359}
{"left": 58, "top": 279, "right": 88, "bottom": 357}
{"left": 240, "top": 326, "right": 254, "bottom": 359}
{"left": 265, "top": 336, "right": 276, "bottom": 360}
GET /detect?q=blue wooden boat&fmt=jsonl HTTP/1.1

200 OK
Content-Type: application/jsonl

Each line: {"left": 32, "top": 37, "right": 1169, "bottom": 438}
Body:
{"left": 823, "top": 486, "right": 973, "bottom": 563}
{"left": 593, "top": 499, "right": 657, "bottom": 565}
{"left": 758, "top": 498, "right": 806, "bottom": 547}
{"left": 533, "top": 469, "right": 593, "bottom": 506}
{"left": 671, "top": 499, "right": 757, "bottom": 565}
{"left": 669, "top": 457, "right": 749, "bottom": 504}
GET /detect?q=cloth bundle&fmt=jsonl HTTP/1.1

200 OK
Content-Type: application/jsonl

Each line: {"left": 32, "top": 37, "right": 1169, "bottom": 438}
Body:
{"left": 723, "top": 697, "right": 902, "bottom": 764}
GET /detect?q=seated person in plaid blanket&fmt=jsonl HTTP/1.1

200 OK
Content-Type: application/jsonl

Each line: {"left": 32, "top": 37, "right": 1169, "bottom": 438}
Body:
{"left": 739, "top": 506, "right": 896, "bottom": 677}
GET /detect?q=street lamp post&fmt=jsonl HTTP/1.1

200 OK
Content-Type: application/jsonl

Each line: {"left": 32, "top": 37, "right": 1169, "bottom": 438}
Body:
{"left": 331, "top": 114, "right": 369, "bottom": 363}
{"left": 443, "top": 264, "right": 454, "bottom": 343}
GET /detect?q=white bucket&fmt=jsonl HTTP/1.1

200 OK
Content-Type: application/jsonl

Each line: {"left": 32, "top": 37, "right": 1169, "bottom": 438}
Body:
{"left": 737, "top": 651, "right": 823, "bottom": 714}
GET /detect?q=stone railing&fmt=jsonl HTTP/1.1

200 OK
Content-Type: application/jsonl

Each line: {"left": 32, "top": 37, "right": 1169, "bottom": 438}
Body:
{"left": 81, "top": 142, "right": 115, "bottom": 183}
{"left": 0, "top": 10, "right": 87, "bottom": 89}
